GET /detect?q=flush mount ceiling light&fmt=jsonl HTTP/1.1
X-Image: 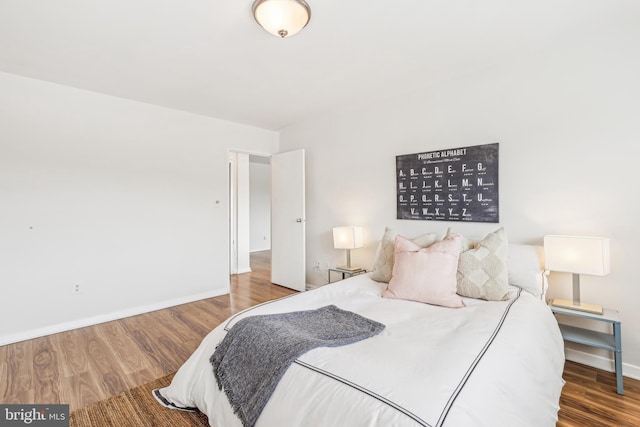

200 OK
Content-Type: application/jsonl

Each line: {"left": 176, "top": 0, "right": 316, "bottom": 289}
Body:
{"left": 252, "top": 0, "right": 311, "bottom": 38}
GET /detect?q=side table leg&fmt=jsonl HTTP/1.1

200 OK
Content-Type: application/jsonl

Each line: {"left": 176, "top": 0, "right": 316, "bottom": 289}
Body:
{"left": 614, "top": 322, "right": 624, "bottom": 395}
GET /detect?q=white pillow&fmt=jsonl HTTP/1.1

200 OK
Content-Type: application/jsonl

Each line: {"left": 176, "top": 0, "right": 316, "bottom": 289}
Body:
{"left": 507, "top": 244, "right": 546, "bottom": 299}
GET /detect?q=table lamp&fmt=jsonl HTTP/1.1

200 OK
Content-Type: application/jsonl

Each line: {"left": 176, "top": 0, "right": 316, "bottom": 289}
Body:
{"left": 333, "top": 226, "right": 363, "bottom": 271}
{"left": 544, "top": 235, "right": 610, "bottom": 314}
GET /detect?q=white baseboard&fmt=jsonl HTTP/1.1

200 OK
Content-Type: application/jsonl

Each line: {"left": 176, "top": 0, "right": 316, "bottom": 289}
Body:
{"left": 233, "top": 268, "right": 252, "bottom": 274}
{"left": 565, "top": 348, "right": 640, "bottom": 381}
{"left": 0, "top": 287, "right": 228, "bottom": 346}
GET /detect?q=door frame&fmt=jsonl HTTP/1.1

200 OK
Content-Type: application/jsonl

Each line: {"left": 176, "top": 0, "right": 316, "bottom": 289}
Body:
{"left": 228, "top": 154, "right": 238, "bottom": 275}
{"left": 228, "top": 149, "right": 271, "bottom": 275}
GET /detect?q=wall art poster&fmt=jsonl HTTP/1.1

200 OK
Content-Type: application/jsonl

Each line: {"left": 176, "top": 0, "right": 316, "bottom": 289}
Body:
{"left": 396, "top": 143, "right": 499, "bottom": 223}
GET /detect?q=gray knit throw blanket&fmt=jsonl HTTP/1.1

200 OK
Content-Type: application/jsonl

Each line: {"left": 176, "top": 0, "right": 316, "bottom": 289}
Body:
{"left": 209, "top": 305, "right": 385, "bottom": 427}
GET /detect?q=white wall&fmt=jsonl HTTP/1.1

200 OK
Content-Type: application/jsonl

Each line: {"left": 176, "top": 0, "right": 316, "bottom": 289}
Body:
{"left": 280, "top": 20, "right": 640, "bottom": 377}
{"left": 249, "top": 158, "right": 271, "bottom": 252}
{"left": 0, "top": 72, "right": 278, "bottom": 344}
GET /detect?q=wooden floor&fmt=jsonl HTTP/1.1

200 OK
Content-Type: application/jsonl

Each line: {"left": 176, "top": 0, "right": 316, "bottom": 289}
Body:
{"left": 0, "top": 251, "right": 295, "bottom": 412}
{"left": 1, "top": 250, "right": 639, "bottom": 426}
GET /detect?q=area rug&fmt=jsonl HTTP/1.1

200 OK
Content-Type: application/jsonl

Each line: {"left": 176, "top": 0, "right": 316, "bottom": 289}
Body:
{"left": 70, "top": 373, "right": 208, "bottom": 427}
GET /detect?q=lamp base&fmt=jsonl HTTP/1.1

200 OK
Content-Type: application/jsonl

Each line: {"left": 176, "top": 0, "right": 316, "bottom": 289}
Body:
{"left": 336, "top": 265, "right": 361, "bottom": 271}
{"left": 551, "top": 298, "right": 603, "bottom": 315}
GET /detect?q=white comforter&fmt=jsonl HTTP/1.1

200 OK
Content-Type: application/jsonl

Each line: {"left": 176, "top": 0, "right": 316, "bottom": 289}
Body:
{"left": 156, "top": 274, "right": 565, "bottom": 427}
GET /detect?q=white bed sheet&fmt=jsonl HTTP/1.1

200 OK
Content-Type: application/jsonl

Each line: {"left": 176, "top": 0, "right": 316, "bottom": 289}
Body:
{"left": 156, "top": 273, "right": 565, "bottom": 427}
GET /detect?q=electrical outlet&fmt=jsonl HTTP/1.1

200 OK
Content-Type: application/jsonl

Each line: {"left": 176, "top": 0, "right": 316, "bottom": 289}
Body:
{"left": 72, "top": 284, "right": 81, "bottom": 295}
{"left": 314, "top": 260, "right": 321, "bottom": 269}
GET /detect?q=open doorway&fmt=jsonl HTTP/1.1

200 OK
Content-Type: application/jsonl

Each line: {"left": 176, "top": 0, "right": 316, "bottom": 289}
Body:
{"left": 229, "top": 149, "right": 306, "bottom": 291}
{"left": 248, "top": 155, "right": 271, "bottom": 253}
{"left": 228, "top": 151, "right": 271, "bottom": 276}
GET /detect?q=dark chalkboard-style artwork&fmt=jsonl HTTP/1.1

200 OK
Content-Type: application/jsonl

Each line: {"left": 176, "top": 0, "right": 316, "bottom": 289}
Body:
{"left": 396, "top": 143, "right": 499, "bottom": 223}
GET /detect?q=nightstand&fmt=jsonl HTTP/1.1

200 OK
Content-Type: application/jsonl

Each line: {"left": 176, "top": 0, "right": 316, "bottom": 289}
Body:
{"left": 550, "top": 304, "right": 623, "bottom": 394}
{"left": 328, "top": 267, "right": 366, "bottom": 284}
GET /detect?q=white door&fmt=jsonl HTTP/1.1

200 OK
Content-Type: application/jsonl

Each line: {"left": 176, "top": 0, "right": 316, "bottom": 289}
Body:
{"left": 271, "top": 149, "right": 306, "bottom": 291}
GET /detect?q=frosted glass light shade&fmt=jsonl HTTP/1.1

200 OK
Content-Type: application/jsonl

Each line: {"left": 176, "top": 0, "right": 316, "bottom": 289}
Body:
{"left": 252, "top": 0, "right": 311, "bottom": 38}
{"left": 333, "top": 226, "right": 364, "bottom": 250}
{"left": 544, "top": 235, "right": 610, "bottom": 276}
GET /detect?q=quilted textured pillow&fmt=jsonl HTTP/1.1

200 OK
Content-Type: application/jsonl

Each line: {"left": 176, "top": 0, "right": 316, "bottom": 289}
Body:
{"left": 450, "top": 227, "right": 509, "bottom": 301}
{"left": 383, "top": 234, "right": 465, "bottom": 308}
{"left": 370, "top": 227, "right": 438, "bottom": 283}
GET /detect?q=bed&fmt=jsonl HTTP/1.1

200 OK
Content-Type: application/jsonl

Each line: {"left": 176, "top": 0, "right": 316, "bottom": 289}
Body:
{"left": 155, "top": 232, "right": 565, "bottom": 427}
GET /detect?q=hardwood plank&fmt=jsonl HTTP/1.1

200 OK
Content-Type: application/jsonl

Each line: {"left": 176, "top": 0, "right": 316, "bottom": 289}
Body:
{"left": 4, "top": 340, "right": 34, "bottom": 404}
{"left": 32, "top": 335, "right": 62, "bottom": 405}
{"left": 125, "top": 368, "right": 156, "bottom": 390}
{"left": 0, "top": 342, "right": 8, "bottom": 400}
{"left": 93, "top": 321, "right": 150, "bottom": 377}
{"left": 155, "top": 307, "right": 208, "bottom": 344}
{"left": 80, "top": 327, "right": 129, "bottom": 397}
{"left": 118, "top": 318, "right": 177, "bottom": 379}
{"left": 51, "top": 328, "right": 90, "bottom": 377}
{"left": 64, "top": 371, "right": 105, "bottom": 410}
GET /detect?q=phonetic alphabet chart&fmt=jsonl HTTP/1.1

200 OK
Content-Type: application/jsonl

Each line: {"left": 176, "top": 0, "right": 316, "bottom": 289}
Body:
{"left": 396, "top": 143, "right": 499, "bottom": 223}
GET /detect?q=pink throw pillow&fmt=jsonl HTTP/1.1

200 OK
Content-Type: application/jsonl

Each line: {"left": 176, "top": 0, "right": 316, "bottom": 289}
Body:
{"left": 383, "top": 234, "right": 465, "bottom": 308}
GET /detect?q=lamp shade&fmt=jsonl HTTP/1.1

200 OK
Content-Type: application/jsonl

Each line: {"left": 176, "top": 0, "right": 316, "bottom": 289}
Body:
{"left": 333, "top": 226, "right": 363, "bottom": 250}
{"left": 252, "top": 0, "right": 311, "bottom": 38}
{"left": 544, "top": 235, "right": 610, "bottom": 276}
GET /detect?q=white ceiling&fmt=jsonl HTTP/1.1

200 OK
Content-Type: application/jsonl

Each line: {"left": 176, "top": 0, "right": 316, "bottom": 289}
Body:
{"left": 0, "top": 1, "right": 634, "bottom": 130}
